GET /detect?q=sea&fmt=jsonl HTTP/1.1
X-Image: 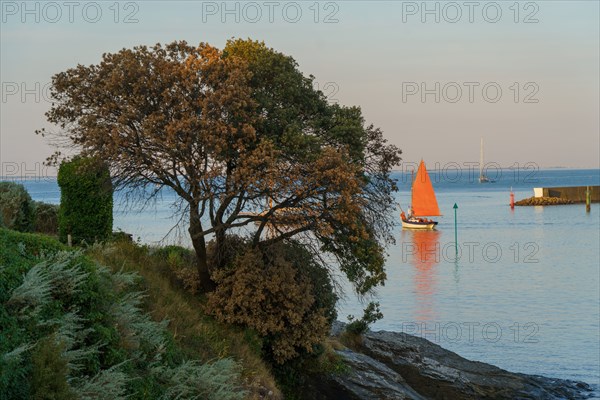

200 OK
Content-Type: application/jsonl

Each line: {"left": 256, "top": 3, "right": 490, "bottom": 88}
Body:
{"left": 6, "top": 167, "right": 600, "bottom": 391}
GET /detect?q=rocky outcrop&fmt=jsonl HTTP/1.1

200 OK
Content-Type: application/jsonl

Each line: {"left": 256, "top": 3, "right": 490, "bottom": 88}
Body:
{"left": 515, "top": 196, "right": 573, "bottom": 206}
{"left": 313, "top": 322, "right": 595, "bottom": 400}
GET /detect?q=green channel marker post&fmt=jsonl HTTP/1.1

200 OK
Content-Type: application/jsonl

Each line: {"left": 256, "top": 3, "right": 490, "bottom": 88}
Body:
{"left": 453, "top": 203, "right": 458, "bottom": 258}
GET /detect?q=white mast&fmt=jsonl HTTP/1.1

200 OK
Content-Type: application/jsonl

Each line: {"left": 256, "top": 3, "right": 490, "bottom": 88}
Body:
{"left": 479, "top": 138, "right": 489, "bottom": 182}
{"left": 480, "top": 137, "right": 484, "bottom": 179}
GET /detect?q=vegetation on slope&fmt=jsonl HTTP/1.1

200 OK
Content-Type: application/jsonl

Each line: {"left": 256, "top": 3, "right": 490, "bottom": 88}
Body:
{"left": 0, "top": 181, "right": 59, "bottom": 235}
{"left": 1, "top": 181, "right": 354, "bottom": 399}
{"left": 0, "top": 228, "right": 250, "bottom": 400}
{"left": 87, "top": 239, "right": 282, "bottom": 399}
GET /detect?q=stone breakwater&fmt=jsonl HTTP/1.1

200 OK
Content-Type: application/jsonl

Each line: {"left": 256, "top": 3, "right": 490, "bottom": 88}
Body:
{"left": 307, "top": 322, "right": 594, "bottom": 400}
{"left": 515, "top": 196, "right": 573, "bottom": 206}
{"left": 534, "top": 186, "right": 599, "bottom": 203}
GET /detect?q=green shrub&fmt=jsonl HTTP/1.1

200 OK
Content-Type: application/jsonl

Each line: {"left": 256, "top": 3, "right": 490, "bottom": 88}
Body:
{"left": 0, "top": 228, "right": 65, "bottom": 304}
{"left": 31, "top": 336, "right": 77, "bottom": 400}
{"left": 32, "top": 202, "right": 59, "bottom": 235}
{"left": 159, "top": 359, "right": 246, "bottom": 400}
{"left": 345, "top": 301, "right": 383, "bottom": 335}
{"left": 152, "top": 245, "right": 200, "bottom": 294}
{"left": 0, "top": 182, "right": 35, "bottom": 232}
{"left": 110, "top": 230, "right": 133, "bottom": 243}
{"left": 153, "top": 245, "right": 197, "bottom": 269}
{"left": 57, "top": 157, "right": 113, "bottom": 245}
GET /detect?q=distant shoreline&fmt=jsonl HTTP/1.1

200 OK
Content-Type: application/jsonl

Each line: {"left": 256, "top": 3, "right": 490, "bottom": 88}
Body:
{"left": 2, "top": 166, "right": 600, "bottom": 181}
{"left": 391, "top": 166, "right": 599, "bottom": 172}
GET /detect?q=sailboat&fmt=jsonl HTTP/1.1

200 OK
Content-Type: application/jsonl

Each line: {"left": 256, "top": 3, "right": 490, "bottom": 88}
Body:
{"left": 401, "top": 160, "right": 441, "bottom": 229}
{"left": 479, "top": 138, "right": 491, "bottom": 183}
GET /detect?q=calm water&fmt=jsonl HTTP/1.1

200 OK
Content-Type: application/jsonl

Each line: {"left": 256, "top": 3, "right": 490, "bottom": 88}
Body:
{"left": 8, "top": 168, "right": 600, "bottom": 389}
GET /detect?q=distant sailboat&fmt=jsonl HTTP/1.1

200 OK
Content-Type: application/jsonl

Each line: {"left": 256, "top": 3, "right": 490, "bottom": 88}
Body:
{"left": 479, "top": 138, "right": 492, "bottom": 183}
{"left": 401, "top": 160, "right": 440, "bottom": 229}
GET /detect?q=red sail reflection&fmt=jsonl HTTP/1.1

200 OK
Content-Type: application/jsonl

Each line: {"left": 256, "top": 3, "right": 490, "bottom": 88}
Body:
{"left": 402, "top": 229, "right": 442, "bottom": 322}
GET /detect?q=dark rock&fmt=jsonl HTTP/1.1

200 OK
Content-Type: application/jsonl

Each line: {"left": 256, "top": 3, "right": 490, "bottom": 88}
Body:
{"left": 514, "top": 196, "right": 573, "bottom": 206}
{"left": 316, "top": 322, "right": 594, "bottom": 400}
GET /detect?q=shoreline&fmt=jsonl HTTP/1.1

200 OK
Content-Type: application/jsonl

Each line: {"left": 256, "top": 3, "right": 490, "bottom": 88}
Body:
{"left": 315, "top": 321, "right": 597, "bottom": 400}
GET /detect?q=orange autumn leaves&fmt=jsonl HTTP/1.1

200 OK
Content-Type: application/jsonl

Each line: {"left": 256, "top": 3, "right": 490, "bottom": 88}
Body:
{"left": 42, "top": 39, "right": 400, "bottom": 298}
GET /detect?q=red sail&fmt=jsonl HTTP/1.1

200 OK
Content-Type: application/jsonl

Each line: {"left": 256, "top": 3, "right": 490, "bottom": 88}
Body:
{"left": 412, "top": 160, "right": 441, "bottom": 217}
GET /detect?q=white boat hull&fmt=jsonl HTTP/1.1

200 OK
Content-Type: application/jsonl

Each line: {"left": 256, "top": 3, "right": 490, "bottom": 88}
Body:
{"left": 401, "top": 219, "right": 438, "bottom": 230}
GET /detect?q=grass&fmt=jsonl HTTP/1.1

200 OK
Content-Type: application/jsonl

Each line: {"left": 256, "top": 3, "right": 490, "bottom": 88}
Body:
{"left": 1, "top": 227, "right": 347, "bottom": 399}
{"left": 1, "top": 228, "right": 273, "bottom": 399}
{"left": 87, "top": 240, "right": 282, "bottom": 400}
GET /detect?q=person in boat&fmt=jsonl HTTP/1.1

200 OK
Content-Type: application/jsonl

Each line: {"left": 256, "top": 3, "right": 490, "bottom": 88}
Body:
{"left": 406, "top": 207, "right": 419, "bottom": 223}
{"left": 405, "top": 207, "right": 432, "bottom": 224}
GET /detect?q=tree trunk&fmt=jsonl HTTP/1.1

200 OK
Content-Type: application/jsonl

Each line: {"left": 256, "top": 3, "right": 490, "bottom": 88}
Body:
{"left": 189, "top": 211, "right": 216, "bottom": 293}
{"left": 215, "top": 226, "right": 226, "bottom": 270}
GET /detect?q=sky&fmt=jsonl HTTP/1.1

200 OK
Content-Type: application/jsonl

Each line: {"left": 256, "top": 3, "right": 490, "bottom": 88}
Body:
{"left": 1, "top": 0, "right": 599, "bottom": 177}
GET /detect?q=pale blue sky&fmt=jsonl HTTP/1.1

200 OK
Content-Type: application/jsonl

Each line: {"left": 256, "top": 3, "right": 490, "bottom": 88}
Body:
{"left": 1, "top": 1, "right": 599, "bottom": 175}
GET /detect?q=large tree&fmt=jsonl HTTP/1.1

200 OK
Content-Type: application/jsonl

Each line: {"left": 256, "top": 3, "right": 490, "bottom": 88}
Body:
{"left": 39, "top": 39, "right": 401, "bottom": 294}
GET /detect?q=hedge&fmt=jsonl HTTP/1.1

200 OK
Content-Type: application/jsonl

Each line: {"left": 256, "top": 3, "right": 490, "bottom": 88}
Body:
{"left": 57, "top": 157, "right": 113, "bottom": 245}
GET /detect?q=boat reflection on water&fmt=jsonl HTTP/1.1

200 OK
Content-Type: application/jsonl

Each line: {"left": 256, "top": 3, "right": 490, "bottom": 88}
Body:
{"left": 401, "top": 229, "right": 442, "bottom": 322}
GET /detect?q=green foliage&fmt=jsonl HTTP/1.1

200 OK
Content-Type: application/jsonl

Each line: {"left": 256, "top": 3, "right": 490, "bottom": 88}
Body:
{"left": 321, "top": 229, "right": 387, "bottom": 295}
{"left": 110, "top": 230, "right": 133, "bottom": 243}
{"left": 346, "top": 301, "right": 384, "bottom": 335}
{"left": 151, "top": 245, "right": 201, "bottom": 294}
{"left": 0, "top": 181, "right": 35, "bottom": 232}
{"left": 31, "top": 336, "right": 77, "bottom": 400}
{"left": 158, "top": 359, "right": 246, "bottom": 400}
{"left": 0, "top": 344, "right": 33, "bottom": 399}
{"left": 270, "top": 339, "right": 349, "bottom": 400}
{"left": 57, "top": 156, "right": 113, "bottom": 245}
{"left": 0, "top": 228, "right": 65, "bottom": 304}
{"left": 0, "top": 183, "right": 58, "bottom": 235}
{"left": 32, "top": 201, "right": 59, "bottom": 235}
{"left": 87, "top": 240, "right": 282, "bottom": 399}
{"left": 74, "top": 363, "right": 130, "bottom": 400}
{"left": 0, "top": 229, "right": 246, "bottom": 400}
{"left": 224, "top": 38, "right": 328, "bottom": 157}
{"left": 153, "top": 245, "right": 196, "bottom": 270}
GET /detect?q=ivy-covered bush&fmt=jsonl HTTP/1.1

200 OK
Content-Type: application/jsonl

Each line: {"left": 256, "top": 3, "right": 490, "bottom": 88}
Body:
{"left": 0, "top": 181, "right": 35, "bottom": 232}
{"left": 57, "top": 157, "right": 113, "bottom": 245}
{"left": 207, "top": 238, "right": 338, "bottom": 364}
